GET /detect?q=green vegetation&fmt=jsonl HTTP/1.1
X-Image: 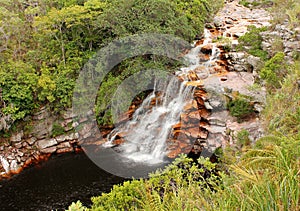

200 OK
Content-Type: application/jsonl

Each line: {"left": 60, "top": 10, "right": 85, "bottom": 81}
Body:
{"left": 239, "top": 0, "right": 273, "bottom": 8}
{"left": 227, "top": 97, "right": 254, "bottom": 121}
{"left": 236, "top": 129, "right": 251, "bottom": 147}
{"left": 237, "top": 25, "right": 269, "bottom": 60}
{"left": 263, "top": 60, "right": 300, "bottom": 136}
{"left": 0, "top": 0, "right": 223, "bottom": 129}
{"left": 51, "top": 122, "right": 65, "bottom": 137}
{"left": 271, "top": 0, "right": 300, "bottom": 28}
{"left": 68, "top": 155, "right": 222, "bottom": 211}
{"left": 226, "top": 93, "right": 255, "bottom": 122}
{"left": 260, "top": 51, "right": 286, "bottom": 89}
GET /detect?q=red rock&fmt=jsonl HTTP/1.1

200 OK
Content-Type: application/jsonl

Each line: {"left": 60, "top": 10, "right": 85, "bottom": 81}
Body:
{"left": 167, "top": 148, "right": 181, "bottom": 158}
{"left": 185, "top": 81, "right": 203, "bottom": 87}
{"left": 178, "top": 142, "right": 189, "bottom": 149}
{"left": 24, "top": 157, "right": 33, "bottom": 167}
{"left": 194, "top": 89, "right": 206, "bottom": 98}
{"left": 199, "top": 120, "right": 209, "bottom": 127}
{"left": 172, "top": 122, "right": 181, "bottom": 130}
{"left": 195, "top": 40, "right": 204, "bottom": 46}
{"left": 199, "top": 109, "right": 210, "bottom": 118}
{"left": 199, "top": 54, "right": 210, "bottom": 62}
{"left": 180, "top": 121, "right": 198, "bottom": 129}
{"left": 216, "top": 60, "right": 227, "bottom": 66}
{"left": 187, "top": 71, "right": 199, "bottom": 81}
{"left": 172, "top": 130, "right": 185, "bottom": 138}
{"left": 57, "top": 148, "right": 74, "bottom": 154}
{"left": 185, "top": 127, "right": 200, "bottom": 139}
{"left": 195, "top": 97, "right": 205, "bottom": 106}
{"left": 188, "top": 110, "right": 201, "bottom": 120}
{"left": 113, "top": 138, "right": 125, "bottom": 146}
{"left": 199, "top": 128, "right": 209, "bottom": 139}
{"left": 183, "top": 100, "right": 198, "bottom": 111}
{"left": 10, "top": 167, "right": 22, "bottom": 175}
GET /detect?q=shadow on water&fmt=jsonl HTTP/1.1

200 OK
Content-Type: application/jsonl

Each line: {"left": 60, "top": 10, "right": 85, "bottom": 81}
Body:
{"left": 0, "top": 152, "right": 124, "bottom": 211}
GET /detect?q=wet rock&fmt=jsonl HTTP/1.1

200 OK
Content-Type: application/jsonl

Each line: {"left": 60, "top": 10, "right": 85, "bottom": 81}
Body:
{"left": 187, "top": 71, "right": 200, "bottom": 81}
{"left": 56, "top": 148, "right": 74, "bottom": 154}
{"left": 183, "top": 100, "right": 198, "bottom": 111}
{"left": 185, "top": 81, "right": 204, "bottom": 87}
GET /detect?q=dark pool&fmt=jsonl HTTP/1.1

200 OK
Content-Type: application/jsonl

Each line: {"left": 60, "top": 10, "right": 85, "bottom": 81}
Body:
{"left": 0, "top": 152, "right": 124, "bottom": 211}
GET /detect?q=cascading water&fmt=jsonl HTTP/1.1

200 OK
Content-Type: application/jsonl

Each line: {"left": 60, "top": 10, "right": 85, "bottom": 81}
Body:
{"left": 104, "top": 29, "right": 221, "bottom": 164}
{"left": 105, "top": 77, "right": 194, "bottom": 164}
{"left": 178, "top": 29, "right": 220, "bottom": 77}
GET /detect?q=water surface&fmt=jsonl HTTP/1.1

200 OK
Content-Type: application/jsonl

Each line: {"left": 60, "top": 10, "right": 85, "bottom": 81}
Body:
{"left": 0, "top": 152, "right": 124, "bottom": 211}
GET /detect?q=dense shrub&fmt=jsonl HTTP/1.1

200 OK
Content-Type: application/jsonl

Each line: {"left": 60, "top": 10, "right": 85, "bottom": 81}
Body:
{"left": 237, "top": 25, "right": 269, "bottom": 61}
{"left": 260, "top": 51, "right": 286, "bottom": 89}
{"left": 227, "top": 97, "right": 254, "bottom": 122}
{"left": 67, "top": 155, "right": 222, "bottom": 211}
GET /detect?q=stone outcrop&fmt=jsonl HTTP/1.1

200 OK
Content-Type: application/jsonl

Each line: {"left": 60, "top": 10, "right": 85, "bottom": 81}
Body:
{"left": 0, "top": 107, "right": 83, "bottom": 178}
{"left": 261, "top": 24, "right": 300, "bottom": 61}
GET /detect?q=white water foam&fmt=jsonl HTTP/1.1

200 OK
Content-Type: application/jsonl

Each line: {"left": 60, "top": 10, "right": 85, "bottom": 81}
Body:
{"left": 106, "top": 77, "right": 194, "bottom": 164}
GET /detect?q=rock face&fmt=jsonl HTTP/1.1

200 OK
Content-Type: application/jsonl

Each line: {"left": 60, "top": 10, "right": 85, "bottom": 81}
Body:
{"left": 0, "top": 107, "right": 83, "bottom": 178}
{"left": 261, "top": 24, "right": 300, "bottom": 61}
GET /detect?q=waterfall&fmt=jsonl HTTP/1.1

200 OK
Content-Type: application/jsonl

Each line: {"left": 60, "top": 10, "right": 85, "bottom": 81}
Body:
{"left": 105, "top": 77, "right": 194, "bottom": 164}
{"left": 104, "top": 28, "right": 221, "bottom": 164}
